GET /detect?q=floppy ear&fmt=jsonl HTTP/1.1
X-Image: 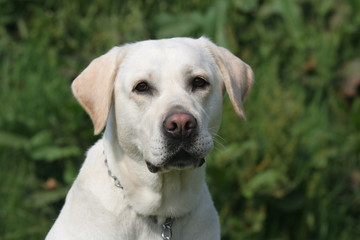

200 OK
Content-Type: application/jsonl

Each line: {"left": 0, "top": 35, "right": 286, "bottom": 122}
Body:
{"left": 203, "top": 38, "right": 254, "bottom": 119}
{"left": 71, "top": 46, "right": 125, "bottom": 135}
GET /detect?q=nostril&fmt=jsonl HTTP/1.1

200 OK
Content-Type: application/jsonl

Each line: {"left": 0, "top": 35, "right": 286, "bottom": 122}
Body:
{"left": 164, "top": 116, "right": 179, "bottom": 132}
{"left": 168, "top": 122, "right": 178, "bottom": 131}
{"left": 185, "top": 119, "right": 196, "bottom": 130}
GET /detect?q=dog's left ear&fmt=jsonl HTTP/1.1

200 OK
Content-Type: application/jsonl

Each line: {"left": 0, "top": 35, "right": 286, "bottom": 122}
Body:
{"left": 202, "top": 38, "right": 254, "bottom": 119}
{"left": 71, "top": 46, "right": 126, "bottom": 135}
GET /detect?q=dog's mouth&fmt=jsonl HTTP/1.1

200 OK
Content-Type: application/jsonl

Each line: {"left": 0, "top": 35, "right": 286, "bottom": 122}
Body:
{"left": 145, "top": 149, "right": 205, "bottom": 173}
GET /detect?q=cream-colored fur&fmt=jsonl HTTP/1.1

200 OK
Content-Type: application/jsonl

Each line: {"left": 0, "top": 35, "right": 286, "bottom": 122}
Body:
{"left": 46, "top": 37, "right": 253, "bottom": 240}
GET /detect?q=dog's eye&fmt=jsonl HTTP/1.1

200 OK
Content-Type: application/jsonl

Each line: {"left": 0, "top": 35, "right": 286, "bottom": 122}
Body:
{"left": 192, "top": 77, "right": 209, "bottom": 90}
{"left": 134, "top": 81, "right": 150, "bottom": 93}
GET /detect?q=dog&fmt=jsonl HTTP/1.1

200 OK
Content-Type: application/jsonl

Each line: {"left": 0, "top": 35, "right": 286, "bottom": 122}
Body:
{"left": 46, "top": 37, "right": 253, "bottom": 240}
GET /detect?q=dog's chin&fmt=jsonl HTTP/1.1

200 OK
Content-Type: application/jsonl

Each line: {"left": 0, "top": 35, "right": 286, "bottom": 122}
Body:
{"left": 145, "top": 149, "right": 205, "bottom": 173}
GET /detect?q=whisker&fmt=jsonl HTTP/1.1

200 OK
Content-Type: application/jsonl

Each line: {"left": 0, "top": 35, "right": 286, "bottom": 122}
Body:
{"left": 212, "top": 135, "right": 225, "bottom": 149}
{"left": 212, "top": 132, "right": 225, "bottom": 142}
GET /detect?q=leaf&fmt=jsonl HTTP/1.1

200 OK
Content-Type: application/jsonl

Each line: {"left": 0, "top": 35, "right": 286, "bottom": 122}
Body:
{"left": 29, "top": 131, "right": 52, "bottom": 148}
{"left": 270, "top": 192, "right": 306, "bottom": 212}
{"left": 26, "top": 187, "right": 69, "bottom": 208}
{"left": 64, "top": 160, "right": 78, "bottom": 185}
{"left": 351, "top": 98, "right": 360, "bottom": 128}
{"left": 155, "top": 12, "right": 203, "bottom": 38}
{"left": 214, "top": 141, "right": 258, "bottom": 166}
{"left": 234, "top": 0, "right": 259, "bottom": 12}
{"left": 30, "top": 145, "right": 80, "bottom": 162}
{"left": 0, "top": 131, "right": 29, "bottom": 149}
{"left": 242, "top": 169, "right": 288, "bottom": 198}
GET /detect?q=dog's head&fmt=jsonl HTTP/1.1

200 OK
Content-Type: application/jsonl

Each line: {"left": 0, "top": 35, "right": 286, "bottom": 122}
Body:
{"left": 72, "top": 37, "right": 253, "bottom": 173}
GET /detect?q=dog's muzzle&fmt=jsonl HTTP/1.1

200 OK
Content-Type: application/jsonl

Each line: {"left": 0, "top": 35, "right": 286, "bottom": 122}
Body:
{"left": 145, "top": 111, "right": 206, "bottom": 173}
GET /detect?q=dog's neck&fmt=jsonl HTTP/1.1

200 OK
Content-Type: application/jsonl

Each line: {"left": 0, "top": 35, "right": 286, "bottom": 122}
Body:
{"left": 103, "top": 111, "right": 205, "bottom": 218}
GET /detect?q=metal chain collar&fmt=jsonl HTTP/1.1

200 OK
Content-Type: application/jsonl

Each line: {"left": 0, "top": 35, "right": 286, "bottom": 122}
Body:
{"left": 161, "top": 217, "right": 173, "bottom": 240}
{"left": 103, "top": 151, "right": 174, "bottom": 240}
{"left": 104, "top": 157, "right": 123, "bottom": 189}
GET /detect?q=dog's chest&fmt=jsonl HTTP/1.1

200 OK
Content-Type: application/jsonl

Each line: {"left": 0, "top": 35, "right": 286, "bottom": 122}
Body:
{"left": 107, "top": 212, "right": 182, "bottom": 240}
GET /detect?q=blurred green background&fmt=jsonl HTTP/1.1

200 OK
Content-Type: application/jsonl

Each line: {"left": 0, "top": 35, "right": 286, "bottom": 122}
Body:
{"left": 1, "top": 0, "right": 359, "bottom": 239}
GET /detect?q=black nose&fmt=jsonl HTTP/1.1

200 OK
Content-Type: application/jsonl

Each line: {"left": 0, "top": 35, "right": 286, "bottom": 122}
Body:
{"left": 163, "top": 112, "right": 197, "bottom": 139}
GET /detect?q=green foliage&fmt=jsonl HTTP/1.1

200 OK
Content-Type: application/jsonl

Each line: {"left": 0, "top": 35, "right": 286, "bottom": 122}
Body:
{"left": 1, "top": 0, "right": 359, "bottom": 239}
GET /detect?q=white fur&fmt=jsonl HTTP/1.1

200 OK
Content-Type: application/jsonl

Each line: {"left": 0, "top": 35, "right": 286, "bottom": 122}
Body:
{"left": 46, "top": 37, "right": 253, "bottom": 240}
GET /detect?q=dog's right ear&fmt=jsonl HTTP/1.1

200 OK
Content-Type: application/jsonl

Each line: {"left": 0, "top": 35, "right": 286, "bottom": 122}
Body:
{"left": 71, "top": 46, "right": 126, "bottom": 135}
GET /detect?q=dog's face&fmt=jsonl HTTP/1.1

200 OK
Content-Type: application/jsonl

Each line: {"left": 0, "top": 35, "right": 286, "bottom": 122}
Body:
{"left": 113, "top": 39, "right": 223, "bottom": 172}
{"left": 71, "top": 37, "right": 253, "bottom": 173}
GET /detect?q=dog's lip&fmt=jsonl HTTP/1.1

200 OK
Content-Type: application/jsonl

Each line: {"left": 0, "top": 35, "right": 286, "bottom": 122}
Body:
{"left": 145, "top": 149, "right": 205, "bottom": 173}
{"left": 145, "top": 161, "right": 161, "bottom": 173}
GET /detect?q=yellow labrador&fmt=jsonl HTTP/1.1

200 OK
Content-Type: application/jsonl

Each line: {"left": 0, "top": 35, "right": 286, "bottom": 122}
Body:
{"left": 46, "top": 37, "right": 253, "bottom": 240}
